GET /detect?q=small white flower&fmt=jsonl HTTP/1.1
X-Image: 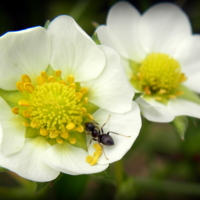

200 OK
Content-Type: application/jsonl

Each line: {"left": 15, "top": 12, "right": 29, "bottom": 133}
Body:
{"left": 96, "top": 2, "right": 200, "bottom": 122}
{"left": 0, "top": 16, "right": 141, "bottom": 182}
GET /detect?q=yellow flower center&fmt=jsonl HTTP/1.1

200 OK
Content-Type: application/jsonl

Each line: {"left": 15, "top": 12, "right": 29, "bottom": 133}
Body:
{"left": 130, "top": 53, "right": 187, "bottom": 103}
{"left": 12, "top": 70, "right": 94, "bottom": 145}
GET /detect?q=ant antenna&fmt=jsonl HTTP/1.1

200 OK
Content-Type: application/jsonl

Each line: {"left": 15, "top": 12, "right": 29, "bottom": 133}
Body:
{"left": 108, "top": 131, "right": 130, "bottom": 137}
{"left": 101, "top": 115, "right": 111, "bottom": 129}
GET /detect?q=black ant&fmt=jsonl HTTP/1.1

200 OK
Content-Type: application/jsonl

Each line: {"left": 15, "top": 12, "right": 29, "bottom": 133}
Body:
{"left": 85, "top": 115, "right": 130, "bottom": 160}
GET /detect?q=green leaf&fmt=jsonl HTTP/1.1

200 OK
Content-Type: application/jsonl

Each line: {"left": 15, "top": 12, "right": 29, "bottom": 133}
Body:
{"left": 132, "top": 93, "right": 143, "bottom": 101}
{"left": 44, "top": 20, "right": 50, "bottom": 30}
{"left": 92, "top": 32, "right": 101, "bottom": 45}
{"left": 179, "top": 85, "right": 200, "bottom": 105}
{"left": 91, "top": 166, "right": 116, "bottom": 185}
{"left": 171, "top": 116, "right": 188, "bottom": 140}
{"left": 35, "top": 182, "right": 49, "bottom": 194}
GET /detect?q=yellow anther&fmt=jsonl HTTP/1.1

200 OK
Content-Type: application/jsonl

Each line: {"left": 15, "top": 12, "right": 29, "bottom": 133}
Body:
{"left": 22, "top": 110, "right": 31, "bottom": 118}
{"left": 40, "top": 128, "right": 48, "bottom": 136}
{"left": 59, "top": 80, "right": 66, "bottom": 85}
{"left": 180, "top": 73, "right": 187, "bottom": 82}
{"left": 56, "top": 138, "right": 64, "bottom": 144}
{"left": 93, "top": 143, "right": 102, "bottom": 150}
{"left": 22, "top": 121, "right": 30, "bottom": 127}
{"left": 158, "top": 89, "right": 167, "bottom": 94}
{"left": 60, "top": 131, "right": 69, "bottom": 139}
{"left": 87, "top": 113, "right": 94, "bottom": 120}
{"left": 24, "top": 83, "right": 34, "bottom": 93}
{"left": 12, "top": 107, "right": 19, "bottom": 114}
{"left": 81, "top": 107, "right": 87, "bottom": 114}
{"left": 21, "top": 74, "right": 31, "bottom": 83}
{"left": 168, "top": 95, "right": 176, "bottom": 99}
{"left": 66, "top": 122, "right": 75, "bottom": 130}
{"left": 176, "top": 91, "right": 184, "bottom": 96}
{"left": 84, "top": 97, "right": 88, "bottom": 104}
{"left": 67, "top": 75, "right": 74, "bottom": 83}
{"left": 69, "top": 83, "right": 76, "bottom": 89}
{"left": 76, "top": 125, "right": 84, "bottom": 132}
{"left": 69, "top": 138, "right": 76, "bottom": 144}
{"left": 90, "top": 156, "right": 98, "bottom": 165}
{"left": 18, "top": 100, "right": 29, "bottom": 107}
{"left": 79, "top": 87, "right": 88, "bottom": 95}
{"left": 93, "top": 150, "right": 102, "bottom": 157}
{"left": 50, "top": 131, "right": 59, "bottom": 138}
{"left": 41, "top": 71, "right": 48, "bottom": 79}
{"left": 31, "top": 121, "right": 39, "bottom": 128}
{"left": 16, "top": 81, "right": 25, "bottom": 92}
{"left": 86, "top": 155, "right": 93, "bottom": 163}
{"left": 48, "top": 76, "right": 56, "bottom": 82}
{"left": 76, "top": 92, "right": 83, "bottom": 100}
{"left": 37, "top": 76, "right": 46, "bottom": 85}
{"left": 144, "top": 86, "right": 151, "bottom": 95}
{"left": 137, "top": 72, "right": 142, "bottom": 80}
{"left": 155, "top": 96, "right": 162, "bottom": 101}
{"left": 55, "top": 70, "right": 61, "bottom": 77}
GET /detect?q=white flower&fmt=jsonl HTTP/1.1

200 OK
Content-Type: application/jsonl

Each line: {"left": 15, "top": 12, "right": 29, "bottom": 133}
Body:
{"left": 96, "top": 2, "right": 200, "bottom": 122}
{"left": 0, "top": 16, "right": 141, "bottom": 182}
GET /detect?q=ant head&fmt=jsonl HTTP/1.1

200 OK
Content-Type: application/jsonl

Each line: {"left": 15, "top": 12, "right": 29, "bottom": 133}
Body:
{"left": 85, "top": 122, "right": 95, "bottom": 132}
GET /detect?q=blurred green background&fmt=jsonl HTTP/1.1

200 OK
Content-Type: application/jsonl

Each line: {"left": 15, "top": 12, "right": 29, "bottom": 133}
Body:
{"left": 1, "top": 0, "right": 200, "bottom": 199}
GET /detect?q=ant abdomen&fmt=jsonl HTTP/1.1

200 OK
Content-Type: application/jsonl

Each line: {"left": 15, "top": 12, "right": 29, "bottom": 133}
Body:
{"left": 100, "top": 134, "right": 114, "bottom": 146}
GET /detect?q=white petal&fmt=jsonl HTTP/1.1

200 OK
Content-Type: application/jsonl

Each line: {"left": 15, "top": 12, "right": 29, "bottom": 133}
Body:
{"left": 0, "top": 27, "right": 50, "bottom": 90}
{"left": 81, "top": 46, "right": 134, "bottom": 113}
{"left": 0, "top": 122, "right": 3, "bottom": 143}
{"left": 139, "top": 3, "right": 191, "bottom": 54}
{"left": 0, "top": 97, "right": 26, "bottom": 155}
{"left": 183, "top": 72, "right": 200, "bottom": 93}
{"left": 42, "top": 142, "right": 108, "bottom": 175}
{"left": 48, "top": 15, "right": 105, "bottom": 82}
{"left": 174, "top": 35, "right": 200, "bottom": 75}
{"left": 168, "top": 99, "right": 200, "bottom": 118}
{"left": 136, "top": 97, "right": 175, "bottom": 122}
{"left": 0, "top": 137, "right": 60, "bottom": 182}
{"left": 87, "top": 102, "right": 141, "bottom": 165}
{"left": 96, "top": 1, "right": 145, "bottom": 62}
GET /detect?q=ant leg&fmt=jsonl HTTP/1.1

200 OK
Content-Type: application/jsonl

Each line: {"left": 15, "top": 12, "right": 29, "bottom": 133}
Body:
{"left": 87, "top": 138, "right": 98, "bottom": 149}
{"left": 99, "top": 143, "right": 109, "bottom": 160}
{"left": 107, "top": 131, "right": 130, "bottom": 137}
{"left": 101, "top": 115, "right": 111, "bottom": 129}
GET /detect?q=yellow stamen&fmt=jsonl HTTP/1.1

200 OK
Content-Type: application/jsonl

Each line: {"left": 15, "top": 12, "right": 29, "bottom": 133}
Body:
{"left": 41, "top": 71, "right": 48, "bottom": 79}
{"left": 84, "top": 97, "right": 88, "bottom": 104}
{"left": 21, "top": 74, "right": 31, "bottom": 83}
{"left": 67, "top": 75, "right": 74, "bottom": 83}
{"left": 69, "top": 138, "right": 76, "bottom": 144}
{"left": 69, "top": 83, "right": 76, "bottom": 89}
{"left": 93, "top": 150, "right": 102, "bottom": 157}
{"left": 79, "top": 87, "right": 88, "bottom": 95}
{"left": 59, "top": 80, "right": 66, "bottom": 85}
{"left": 86, "top": 155, "right": 93, "bottom": 163}
{"left": 50, "top": 131, "right": 59, "bottom": 138}
{"left": 144, "top": 86, "right": 151, "bottom": 95}
{"left": 48, "top": 76, "right": 56, "bottom": 82}
{"left": 24, "top": 83, "right": 34, "bottom": 93}
{"left": 56, "top": 138, "right": 64, "bottom": 144}
{"left": 158, "top": 89, "right": 167, "bottom": 94}
{"left": 60, "top": 131, "right": 69, "bottom": 139}
{"left": 22, "top": 110, "right": 31, "bottom": 118}
{"left": 76, "top": 92, "right": 83, "bottom": 100}
{"left": 81, "top": 107, "right": 87, "bottom": 114}
{"left": 16, "top": 81, "right": 25, "bottom": 92}
{"left": 66, "top": 122, "right": 75, "bottom": 130}
{"left": 37, "top": 76, "right": 46, "bottom": 85}
{"left": 12, "top": 107, "right": 19, "bottom": 114}
{"left": 31, "top": 121, "right": 39, "bottom": 128}
{"left": 90, "top": 156, "right": 99, "bottom": 165}
{"left": 18, "top": 100, "right": 29, "bottom": 107}
{"left": 55, "top": 70, "right": 61, "bottom": 77}
{"left": 22, "top": 121, "right": 30, "bottom": 127}
{"left": 155, "top": 96, "right": 162, "bottom": 101}
{"left": 76, "top": 125, "right": 84, "bottom": 132}
{"left": 93, "top": 143, "right": 102, "bottom": 150}
{"left": 87, "top": 113, "right": 94, "bottom": 120}
{"left": 40, "top": 128, "right": 48, "bottom": 136}
{"left": 168, "top": 95, "right": 176, "bottom": 99}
